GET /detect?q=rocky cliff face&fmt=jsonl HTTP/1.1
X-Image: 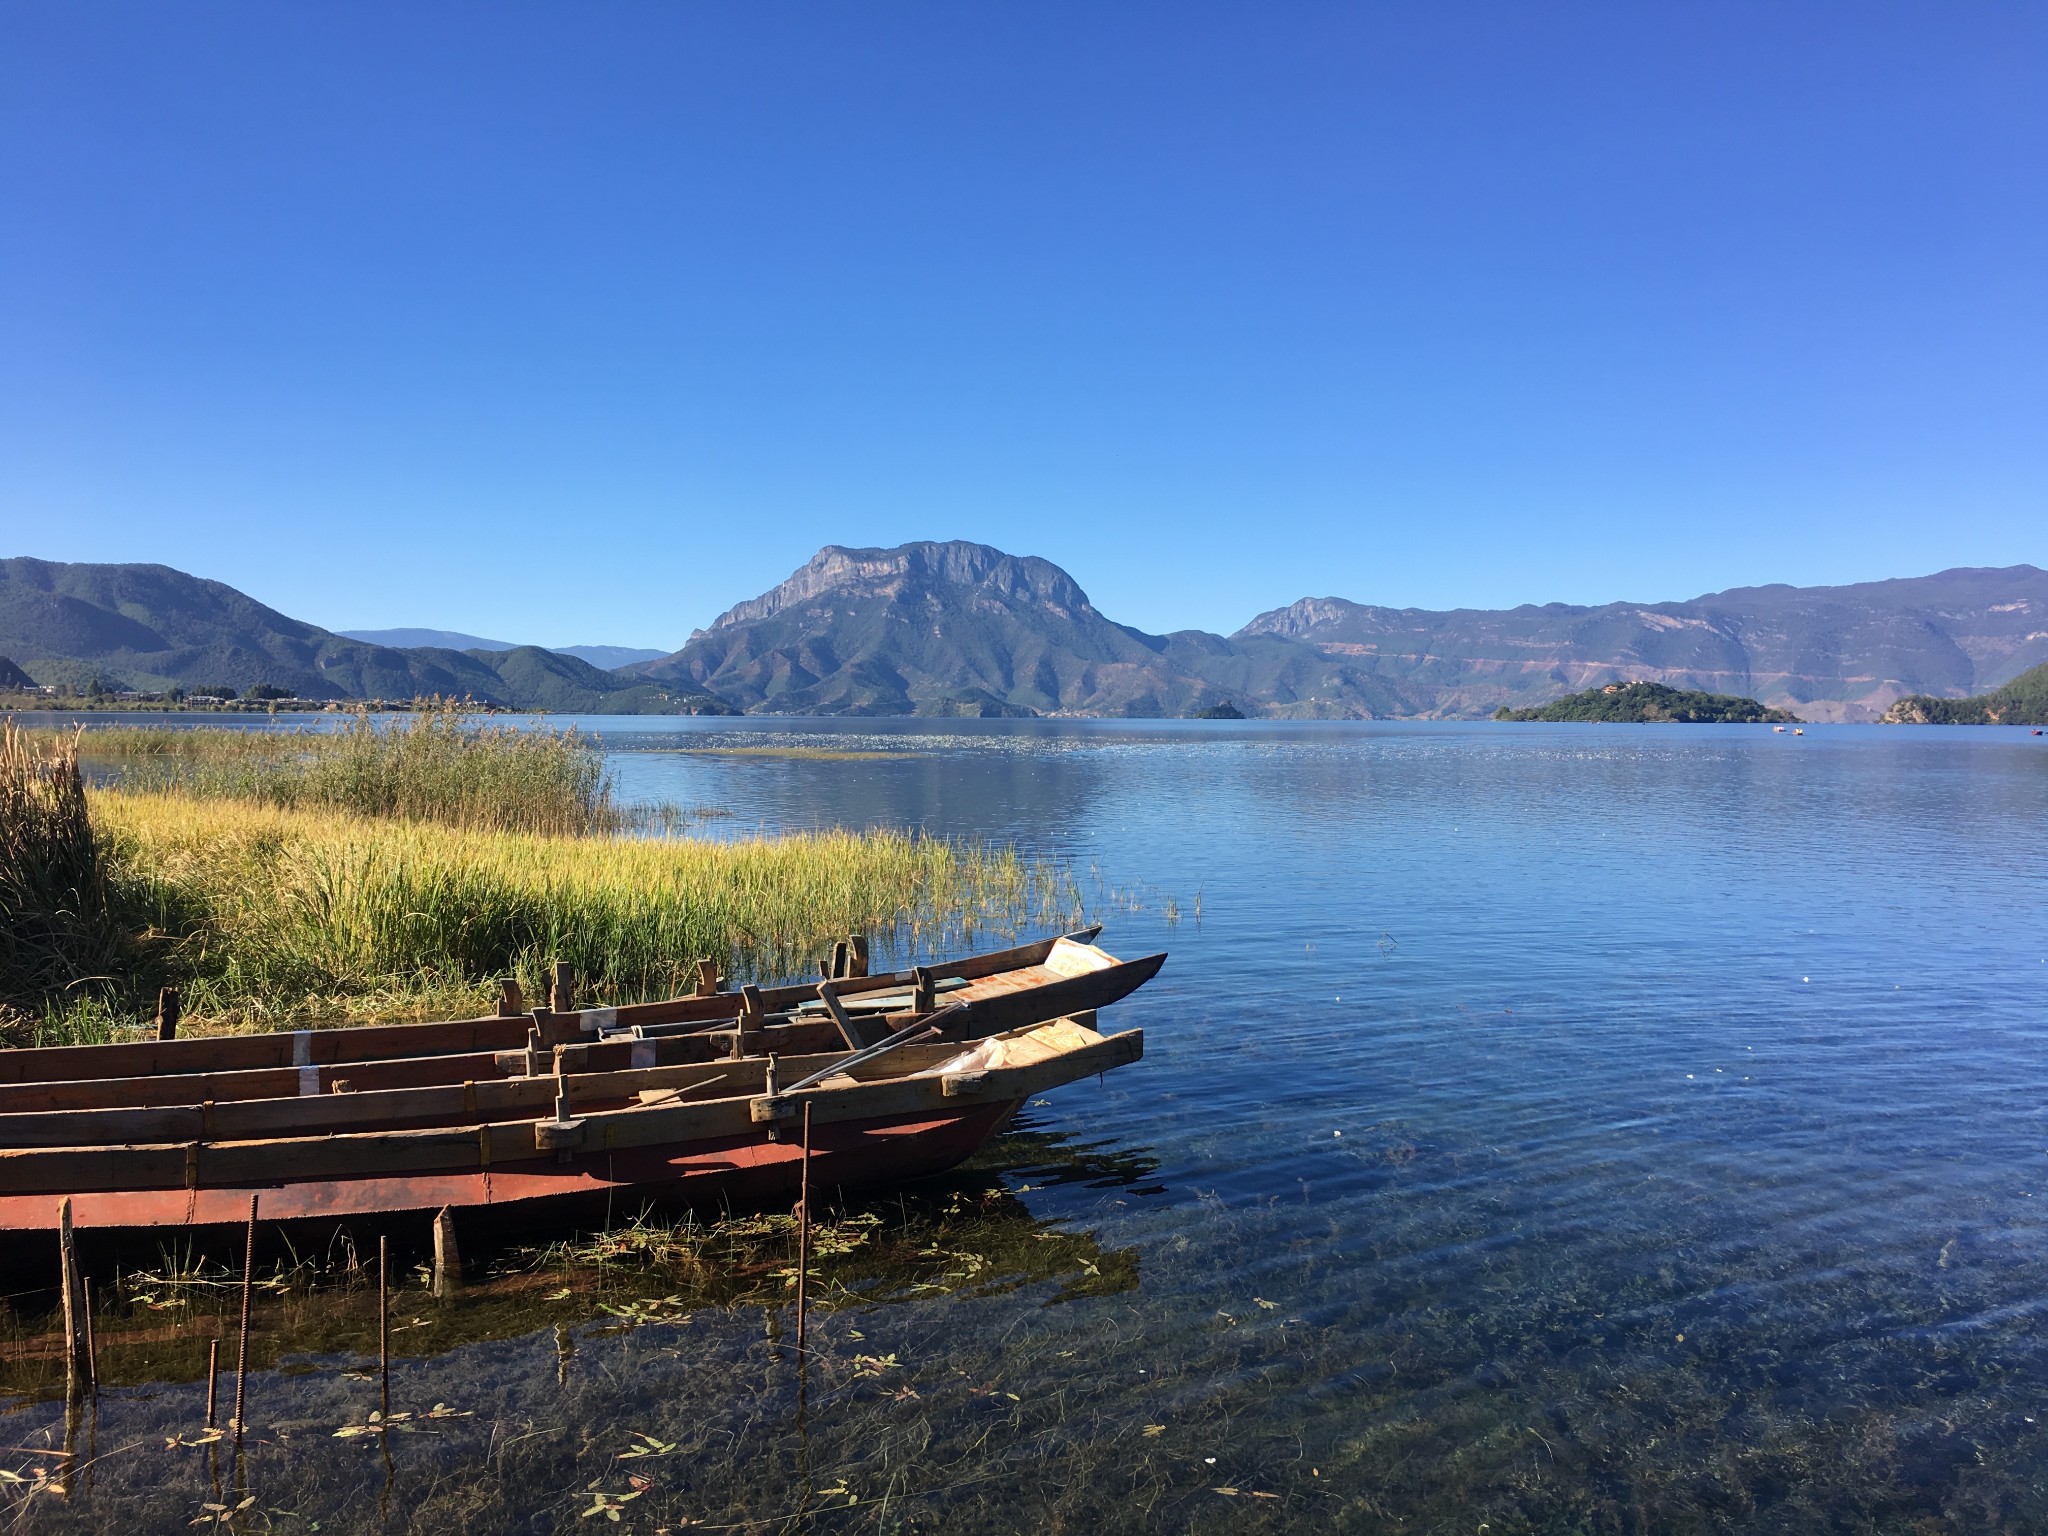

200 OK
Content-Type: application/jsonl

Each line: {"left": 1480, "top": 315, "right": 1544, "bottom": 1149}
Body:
{"left": 703, "top": 543, "right": 1096, "bottom": 635}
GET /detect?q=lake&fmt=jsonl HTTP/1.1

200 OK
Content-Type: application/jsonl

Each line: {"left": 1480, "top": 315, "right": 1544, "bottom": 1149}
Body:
{"left": 8, "top": 716, "right": 2048, "bottom": 1533}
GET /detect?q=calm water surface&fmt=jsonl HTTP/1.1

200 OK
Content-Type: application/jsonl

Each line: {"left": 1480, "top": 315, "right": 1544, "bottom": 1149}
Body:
{"left": 9, "top": 718, "right": 2048, "bottom": 1533}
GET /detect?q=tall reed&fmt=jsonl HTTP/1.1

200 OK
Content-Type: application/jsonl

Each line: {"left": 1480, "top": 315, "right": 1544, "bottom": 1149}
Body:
{"left": 0, "top": 722, "right": 141, "bottom": 1029}
{"left": 81, "top": 791, "right": 1083, "bottom": 1036}
{"left": 58, "top": 707, "right": 615, "bottom": 835}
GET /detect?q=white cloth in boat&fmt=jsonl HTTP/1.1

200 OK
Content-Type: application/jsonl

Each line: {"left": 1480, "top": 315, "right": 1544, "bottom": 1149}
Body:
{"left": 921, "top": 1017, "right": 1105, "bottom": 1078}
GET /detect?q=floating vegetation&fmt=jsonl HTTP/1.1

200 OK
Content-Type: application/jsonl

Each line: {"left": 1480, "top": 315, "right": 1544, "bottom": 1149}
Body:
{"left": 0, "top": 1168, "right": 1139, "bottom": 1411}
{"left": 675, "top": 745, "right": 923, "bottom": 761}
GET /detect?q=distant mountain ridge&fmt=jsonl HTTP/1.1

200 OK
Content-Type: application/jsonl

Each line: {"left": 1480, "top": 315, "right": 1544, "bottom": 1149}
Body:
{"left": 0, "top": 558, "right": 730, "bottom": 713}
{"left": 6, "top": 548, "right": 2043, "bottom": 720}
{"left": 1236, "top": 564, "right": 2048, "bottom": 721}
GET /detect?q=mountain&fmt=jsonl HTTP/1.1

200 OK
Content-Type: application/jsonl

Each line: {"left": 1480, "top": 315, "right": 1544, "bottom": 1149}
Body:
{"left": 0, "top": 655, "right": 35, "bottom": 690}
{"left": 342, "top": 631, "right": 668, "bottom": 671}
{"left": 628, "top": 541, "right": 1406, "bottom": 717}
{"left": 12, "top": 548, "right": 2045, "bottom": 720}
{"left": 0, "top": 558, "right": 732, "bottom": 713}
{"left": 1882, "top": 661, "right": 2048, "bottom": 725}
{"left": 1237, "top": 565, "right": 2048, "bottom": 722}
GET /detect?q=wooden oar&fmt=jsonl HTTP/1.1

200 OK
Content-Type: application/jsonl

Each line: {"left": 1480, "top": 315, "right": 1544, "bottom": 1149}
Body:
{"left": 782, "top": 1003, "right": 970, "bottom": 1095}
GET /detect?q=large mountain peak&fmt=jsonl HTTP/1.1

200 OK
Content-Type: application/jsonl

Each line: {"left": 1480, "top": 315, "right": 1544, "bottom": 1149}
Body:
{"left": 707, "top": 541, "right": 1097, "bottom": 632}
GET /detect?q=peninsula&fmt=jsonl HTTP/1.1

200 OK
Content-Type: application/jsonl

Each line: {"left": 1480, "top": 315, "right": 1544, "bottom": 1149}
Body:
{"left": 1494, "top": 680, "right": 1800, "bottom": 724}
{"left": 1881, "top": 661, "right": 2048, "bottom": 725}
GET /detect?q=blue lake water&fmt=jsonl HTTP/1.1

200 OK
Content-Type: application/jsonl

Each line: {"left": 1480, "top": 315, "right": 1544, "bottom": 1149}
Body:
{"left": 10, "top": 716, "right": 2048, "bottom": 1532}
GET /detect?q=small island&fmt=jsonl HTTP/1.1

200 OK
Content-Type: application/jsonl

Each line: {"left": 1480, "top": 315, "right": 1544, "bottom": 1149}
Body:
{"left": 1881, "top": 660, "right": 2048, "bottom": 725}
{"left": 1191, "top": 700, "right": 1246, "bottom": 719}
{"left": 1494, "top": 679, "right": 1800, "bottom": 724}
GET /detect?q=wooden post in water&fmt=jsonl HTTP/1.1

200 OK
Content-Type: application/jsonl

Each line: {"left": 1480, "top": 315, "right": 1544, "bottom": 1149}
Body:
{"left": 739, "top": 985, "right": 765, "bottom": 1056}
{"left": 796, "top": 1103, "right": 813, "bottom": 1351}
{"left": 829, "top": 940, "right": 849, "bottom": 980}
{"left": 432, "top": 1208, "right": 461, "bottom": 1300}
{"left": 205, "top": 1339, "right": 220, "bottom": 1428}
{"left": 847, "top": 935, "right": 869, "bottom": 978}
{"left": 231, "top": 1194, "right": 257, "bottom": 1441}
{"left": 57, "top": 1198, "right": 88, "bottom": 1400}
{"left": 155, "top": 986, "right": 180, "bottom": 1042}
{"left": 377, "top": 1236, "right": 390, "bottom": 1417}
{"left": 497, "top": 977, "right": 525, "bottom": 1017}
{"left": 695, "top": 958, "right": 720, "bottom": 996}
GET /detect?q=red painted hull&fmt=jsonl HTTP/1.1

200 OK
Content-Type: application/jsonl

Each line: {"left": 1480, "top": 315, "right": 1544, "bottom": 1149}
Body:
{"left": 0, "top": 1100, "right": 1021, "bottom": 1236}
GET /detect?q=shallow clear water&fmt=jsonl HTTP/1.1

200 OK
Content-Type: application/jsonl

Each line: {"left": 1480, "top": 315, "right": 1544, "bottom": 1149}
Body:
{"left": 8, "top": 717, "right": 2048, "bottom": 1533}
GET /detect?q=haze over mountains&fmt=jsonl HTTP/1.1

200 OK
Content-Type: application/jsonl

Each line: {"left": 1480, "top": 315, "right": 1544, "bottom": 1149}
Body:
{"left": 4, "top": 546, "right": 2044, "bottom": 721}
{"left": 338, "top": 629, "right": 668, "bottom": 670}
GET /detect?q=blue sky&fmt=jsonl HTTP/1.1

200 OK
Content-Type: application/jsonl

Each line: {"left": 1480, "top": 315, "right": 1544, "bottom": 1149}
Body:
{"left": 3, "top": 3, "right": 2042, "bottom": 648}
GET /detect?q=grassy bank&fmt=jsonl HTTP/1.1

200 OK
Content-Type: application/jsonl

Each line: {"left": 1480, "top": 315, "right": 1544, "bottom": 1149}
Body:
{"left": 2, "top": 718, "right": 1082, "bottom": 1046}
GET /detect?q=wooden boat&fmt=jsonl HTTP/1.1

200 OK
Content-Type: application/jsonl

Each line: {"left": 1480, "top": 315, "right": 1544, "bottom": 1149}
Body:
{"left": 0, "top": 930, "right": 1161, "bottom": 1236}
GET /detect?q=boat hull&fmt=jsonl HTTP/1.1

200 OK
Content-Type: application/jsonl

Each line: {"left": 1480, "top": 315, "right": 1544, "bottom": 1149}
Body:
{"left": 0, "top": 1099, "right": 1021, "bottom": 1236}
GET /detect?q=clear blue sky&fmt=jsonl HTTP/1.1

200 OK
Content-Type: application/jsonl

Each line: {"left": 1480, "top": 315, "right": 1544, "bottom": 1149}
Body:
{"left": 3, "top": 3, "right": 2042, "bottom": 648}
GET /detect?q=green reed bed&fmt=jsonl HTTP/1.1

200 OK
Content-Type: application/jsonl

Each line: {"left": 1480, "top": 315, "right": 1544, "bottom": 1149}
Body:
{"left": 79, "top": 789, "right": 1081, "bottom": 1037}
{"left": 59, "top": 706, "right": 615, "bottom": 836}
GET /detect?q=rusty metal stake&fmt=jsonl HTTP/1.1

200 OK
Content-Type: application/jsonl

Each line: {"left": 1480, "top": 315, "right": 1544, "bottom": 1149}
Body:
{"left": 231, "top": 1194, "right": 257, "bottom": 1441}
{"left": 205, "top": 1339, "right": 220, "bottom": 1428}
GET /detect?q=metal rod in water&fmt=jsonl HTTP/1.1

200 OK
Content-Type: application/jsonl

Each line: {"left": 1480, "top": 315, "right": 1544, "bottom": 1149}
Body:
{"left": 231, "top": 1194, "right": 257, "bottom": 1440}
{"left": 796, "top": 1102, "right": 813, "bottom": 1351}
{"left": 378, "top": 1235, "right": 391, "bottom": 1417}
{"left": 81, "top": 1277, "right": 98, "bottom": 1395}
